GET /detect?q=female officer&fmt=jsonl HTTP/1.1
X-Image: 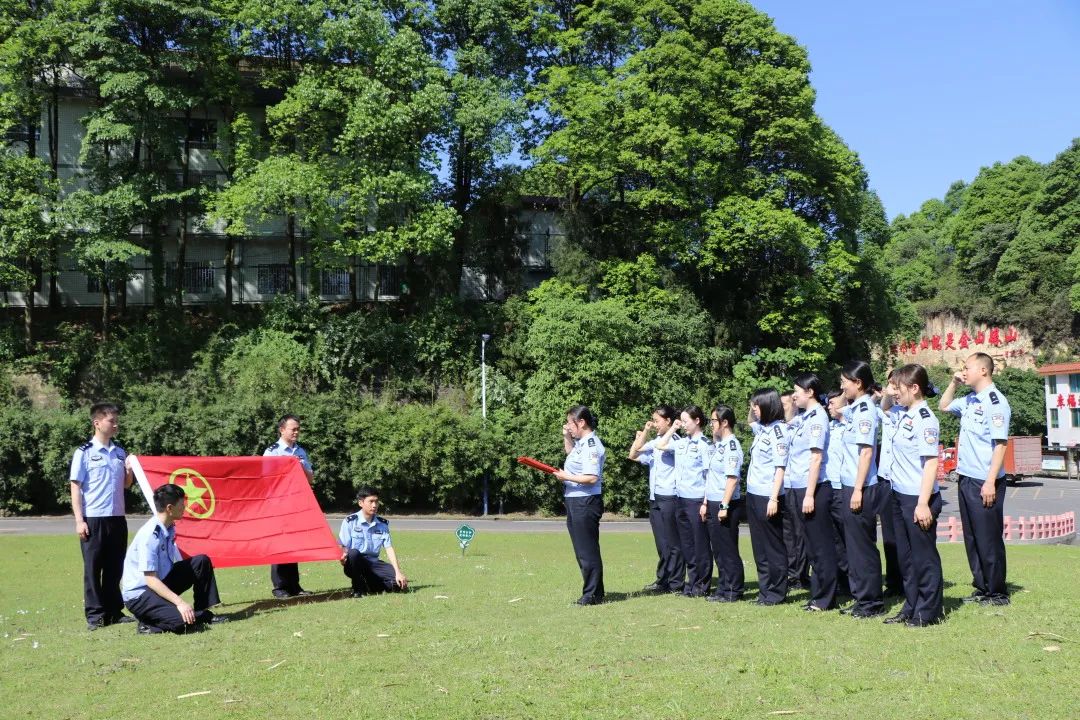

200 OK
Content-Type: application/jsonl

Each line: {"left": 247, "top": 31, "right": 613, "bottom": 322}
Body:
{"left": 656, "top": 406, "right": 712, "bottom": 597}
{"left": 838, "top": 360, "right": 884, "bottom": 618}
{"left": 884, "top": 363, "right": 944, "bottom": 627}
{"left": 787, "top": 373, "right": 839, "bottom": 611}
{"left": 702, "top": 404, "right": 744, "bottom": 602}
{"left": 745, "top": 388, "right": 789, "bottom": 605}
{"left": 554, "top": 405, "right": 606, "bottom": 606}
{"left": 877, "top": 371, "right": 905, "bottom": 597}
{"left": 825, "top": 390, "right": 850, "bottom": 596}
{"left": 628, "top": 405, "right": 684, "bottom": 593}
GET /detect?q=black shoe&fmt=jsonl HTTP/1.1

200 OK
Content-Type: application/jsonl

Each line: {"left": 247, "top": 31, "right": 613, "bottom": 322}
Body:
{"left": 980, "top": 595, "right": 1011, "bottom": 607}
{"left": 883, "top": 613, "right": 911, "bottom": 625}
{"left": 706, "top": 594, "right": 724, "bottom": 603}
{"left": 87, "top": 618, "right": 106, "bottom": 631}
{"left": 905, "top": 617, "right": 943, "bottom": 628}
{"left": 803, "top": 603, "right": 828, "bottom": 612}
{"left": 753, "top": 597, "right": 780, "bottom": 606}
{"left": 111, "top": 614, "right": 136, "bottom": 625}
{"left": 641, "top": 582, "right": 663, "bottom": 593}
{"left": 295, "top": 588, "right": 314, "bottom": 597}
{"left": 349, "top": 590, "right": 365, "bottom": 598}
{"left": 575, "top": 596, "right": 603, "bottom": 606}
{"left": 962, "top": 592, "right": 987, "bottom": 604}
{"left": 136, "top": 623, "right": 163, "bottom": 635}
{"left": 272, "top": 589, "right": 294, "bottom": 599}
{"left": 838, "top": 605, "right": 853, "bottom": 615}
{"left": 851, "top": 608, "right": 885, "bottom": 619}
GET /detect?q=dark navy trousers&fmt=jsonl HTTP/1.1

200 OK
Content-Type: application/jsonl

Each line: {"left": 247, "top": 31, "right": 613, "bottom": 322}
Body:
{"left": 344, "top": 550, "right": 401, "bottom": 594}
{"left": 790, "top": 485, "right": 839, "bottom": 609}
{"left": 565, "top": 495, "right": 605, "bottom": 601}
{"left": 746, "top": 493, "right": 788, "bottom": 604}
{"left": 842, "top": 483, "right": 884, "bottom": 614}
{"left": 649, "top": 494, "right": 685, "bottom": 591}
{"left": 890, "top": 491, "right": 944, "bottom": 623}
{"left": 124, "top": 555, "right": 221, "bottom": 633}
{"left": 270, "top": 562, "right": 302, "bottom": 594}
{"left": 674, "top": 496, "right": 712, "bottom": 595}
{"left": 957, "top": 475, "right": 1008, "bottom": 599}
{"left": 80, "top": 516, "right": 128, "bottom": 624}
{"left": 783, "top": 495, "right": 810, "bottom": 585}
{"left": 828, "top": 485, "right": 850, "bottom": 595}
{"left": 703, "top": 499, "right": 745, "bottom": 600}
{"left": 877, "top": 479, "right": 903, "bottom": 595}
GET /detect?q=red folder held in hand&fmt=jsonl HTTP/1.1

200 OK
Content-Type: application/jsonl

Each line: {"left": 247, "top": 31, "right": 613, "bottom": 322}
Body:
{"left": 516, "top": 456, "right": 558, "bottom": 475}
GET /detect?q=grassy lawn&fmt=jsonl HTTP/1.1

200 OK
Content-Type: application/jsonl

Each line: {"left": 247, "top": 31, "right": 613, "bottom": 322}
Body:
{"left": 1, "top": 532, "right": 1078, "bottom": 719}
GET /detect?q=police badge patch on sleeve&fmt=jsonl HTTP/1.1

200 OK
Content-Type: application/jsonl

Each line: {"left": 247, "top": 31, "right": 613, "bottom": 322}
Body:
{"left": 810, "top": 424, "right": 823, "bottom": 438}
{"left": 776, "top": 443, "right": 788, "bottom": 457}
{"left": 992, "top": 414, "right": 1004, "bottom": 428}
{"left": 858, "top": 420, "right": 872, "bottom": 435}
{"left": 924, "top": 428, "right": 939, "bottom": 445}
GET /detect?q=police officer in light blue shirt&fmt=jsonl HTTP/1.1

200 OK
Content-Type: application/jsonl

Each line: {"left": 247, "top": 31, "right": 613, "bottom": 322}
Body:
{"left": 629, "top": 405, "right": 684, "bottom": 593}
{"left": 121, "top": 484, "right": 222, "bottom": 634}
{"left": 263, "top": 413, "right": 314, "bottom": 598}
{"left": 338, "top": 486, "right": 408, "bottom": 597}
{"left": 702, "top": 404, "right": 745, "bottom": 602}
{"left": 877, "top": 376, "right": 905, "bottom": 597}
{"left": 786, "top": 374, "right": 839, "bottom": 611}
{"left": 744, "top": 389, "right": 789, "bottom": 605}
{"left": 824, "top": 390, "right": 850, "bottom": 596}
{"left": 553, "top": 405, "right": 606, "bottom": 605}
{"left": 69, "top": 402, "right": 134, "bottom": 630}
{"left": 940, "top": 352, "right": 1012, "bottom": 606}
{"left": 884, "top": 364, "right": 944, "bottom": 627}
{"left": 837, "top": 360, "right": 884, "bottom": 618}
{"left": 656, "top": 406, "right": 712, "bottom": 597}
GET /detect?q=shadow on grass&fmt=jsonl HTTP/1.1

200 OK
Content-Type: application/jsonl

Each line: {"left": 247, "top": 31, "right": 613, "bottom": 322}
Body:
{"left": 221, "top": 585, "right": 441, "bottom": 619}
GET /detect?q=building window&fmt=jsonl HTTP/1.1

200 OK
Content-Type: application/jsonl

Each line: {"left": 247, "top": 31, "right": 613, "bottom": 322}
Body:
{"left": 1048, "top": 376, "right": 1058, "bottom": 394}
{"left": 1070, "top": 374, "right": 1080, "bottom": 393}
{"left": 1072, "top": 409, "right": 1080, "bottom": 428}
{"left": 165, "top": 262, "right": 214, "bottom": 294}
{"left": 377, "top": 264, "right": 404, "bottom": 297}
{"left": 1050, "top": 409, "right": 1059, "bottom": 429}
{"left": 257, "top": 264, "right": 290, "bottom": 295}
{"left": 4, "top": 123, "right": 41, "bottom": 146}
{"left": 185, "top": 119, "right": 218, "bottom": 149}
{"left": 320, "top": 268, "right": 351, "bottom": 296}
{"left": 86, "top": 275, "right": 109, "bottom": 293}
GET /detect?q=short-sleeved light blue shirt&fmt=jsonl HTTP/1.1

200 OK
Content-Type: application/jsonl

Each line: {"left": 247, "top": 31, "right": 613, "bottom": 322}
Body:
{"left": 635, "top": 437, "right": 678, "bottom": 499}
{"left": 563, "top": 432, "right": 605, "bottom": 497}
{"left": 263, "top": 441, "right": 313, "bottom": 472}
{"left": 746, "top": 421, "right": 789, "bottom": 497}
{"left": 889, "top": 401, "right": 941, "bottom": 496}
{"left": 785, "top": 406, "right": 829, "bottom": 490}
{"left": 670, "top": 434, "right": 710, "bottom": 499}
{"left": 705, "top": 435, "right": 743, "bottom": 502}
{"left": 877, "top": 405, "right": 906, "bottom": 481}
{"left": 947, "top": 384, "right": 1011, "bottom": 480}
{"left": 121, "top": 517, "right": 183, "bottom": 602}
{"left": 69, "top": 438, "right": 127, "bottom": 518}
{"left": 824, "top": 419, "right": 846, "bottom": 489}
{"left": 840, "top": 395, "right": 879, "bottom": 488}
{"left": 338, "top": 513, "right": 393, "bottom": 556}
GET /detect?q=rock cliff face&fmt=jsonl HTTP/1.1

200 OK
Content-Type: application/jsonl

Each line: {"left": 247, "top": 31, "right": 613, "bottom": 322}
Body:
{"left": 888, "top": 314, "right": 1035, "bottom": 370}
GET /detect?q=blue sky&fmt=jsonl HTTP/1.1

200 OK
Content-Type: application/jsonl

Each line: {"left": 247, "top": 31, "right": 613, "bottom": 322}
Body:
{"left": 751, "top": 0, "right": 1080, "bottom": 219}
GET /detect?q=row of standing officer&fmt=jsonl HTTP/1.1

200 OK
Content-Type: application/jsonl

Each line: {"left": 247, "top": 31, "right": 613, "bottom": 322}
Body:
{"left": 550, "top": 353, "right": 1011, "bottom": 621}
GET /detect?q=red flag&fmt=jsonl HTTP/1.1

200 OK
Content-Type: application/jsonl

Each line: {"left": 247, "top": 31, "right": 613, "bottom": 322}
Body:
{"left": 131, "top": 456, "right": 341, "bottom": 568}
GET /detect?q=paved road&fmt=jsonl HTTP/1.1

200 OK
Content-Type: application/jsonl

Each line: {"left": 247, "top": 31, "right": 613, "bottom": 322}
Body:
{"left": 2, "top": 475, "right": 1077, "bottom": 537}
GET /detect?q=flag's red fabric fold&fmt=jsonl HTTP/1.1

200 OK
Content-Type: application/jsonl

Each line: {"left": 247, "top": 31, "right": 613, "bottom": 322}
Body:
{"left": 134, "top": 456, "right": 341, "bottom": 568}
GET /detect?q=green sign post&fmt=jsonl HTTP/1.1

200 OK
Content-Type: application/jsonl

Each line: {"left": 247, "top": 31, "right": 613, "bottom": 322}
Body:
{"left": 456, "top": 524, "right": 475, "bottom": 557}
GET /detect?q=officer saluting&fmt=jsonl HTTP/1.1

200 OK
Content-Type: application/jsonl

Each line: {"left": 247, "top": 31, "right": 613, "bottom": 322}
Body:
{"left": 263, "top": 414, "right": 314, "bottom": 598}
{"left": 338, "top": 487, "right": 408, "bottom": 597}
{"left": 70, "top": 402, "right": 135, "bottom": 630}
{"left": 628, "top": 405, "right": 684, "bottom": 594}
{"left": 939, "top": 352, "right": 1012, "bottom": 606}
{"left": 553, "top": 405, "right": 606, "bottom": 606}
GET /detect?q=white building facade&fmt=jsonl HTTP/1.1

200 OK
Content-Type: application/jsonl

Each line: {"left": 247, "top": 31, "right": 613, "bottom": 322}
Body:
{"left": 1038, "top": 362, "right": 1080, "bottom": 448}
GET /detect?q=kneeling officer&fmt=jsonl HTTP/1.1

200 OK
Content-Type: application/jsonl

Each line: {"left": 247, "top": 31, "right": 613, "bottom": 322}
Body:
{"left": 339, "top": 487, "right": 409, "bottom": 597}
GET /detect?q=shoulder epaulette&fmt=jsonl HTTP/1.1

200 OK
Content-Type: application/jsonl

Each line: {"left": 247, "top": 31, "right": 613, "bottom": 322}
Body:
{"left": 729, "top": 439, "right": 737, "bottom": 451}
{"left": 587, "top": 437, "right": 596, "bottom": 447}
{"left": 345, "top": 513, "right": 358, "bottom": 522}
{"left": 152, "top": 525, "right": 164, "bottom": 538}
{"left": 79, "top": 441, "right": 93, "bottom": 451}
{"left": 773, "top": 425, "right": 784, "bottom": 438}
{"left": 989, "top": 391, "right": 1000, "bottom": 405}
{"left": 919, "top": 407, "right": 931, "bottom": 419}
{"left": 376, "top": 515, "right": 389, "bottom": 525}
{"left": 857, "top": 402, "right": 868, "bottom": 412}
{"left": 265, "top": 442, "right": 279, "bottom": 453}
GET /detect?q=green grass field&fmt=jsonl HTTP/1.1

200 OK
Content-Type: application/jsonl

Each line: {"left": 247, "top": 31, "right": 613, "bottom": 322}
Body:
{"left": 2, "top": 532, "right": 1078, "bottom": 719}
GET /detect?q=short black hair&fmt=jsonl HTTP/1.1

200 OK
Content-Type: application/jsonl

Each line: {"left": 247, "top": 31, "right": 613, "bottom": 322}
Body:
{"left": 567, "top": 405, "right": 598, "bottom": 430}
{"left": 355, "top": 486, "right": 379, "bottom": 503}
{"left": 750, "top": 388, "right": 784, "bottom": 426}
{"left": 90, "top": 402, "right": 120, "bottom": 421}
{"left": 154, "top": 484, "right": 186, "bottom": 512}
{"left": 278, "top": 414, "right": 301, "bottom": 430}
{"left": 712, "top": 404, "right": 736, "bottom": 431}
{"left": 792, "top": 372, "right": 825, "bottom": 399}
{"left": 653, "top": 405, "right": 677, "bottom": 423}
{"left": 970, "top": 352, "right": 994, "bottom": 375}
{"left": 840, "top": 360, "right": 875, "bottom": 395}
